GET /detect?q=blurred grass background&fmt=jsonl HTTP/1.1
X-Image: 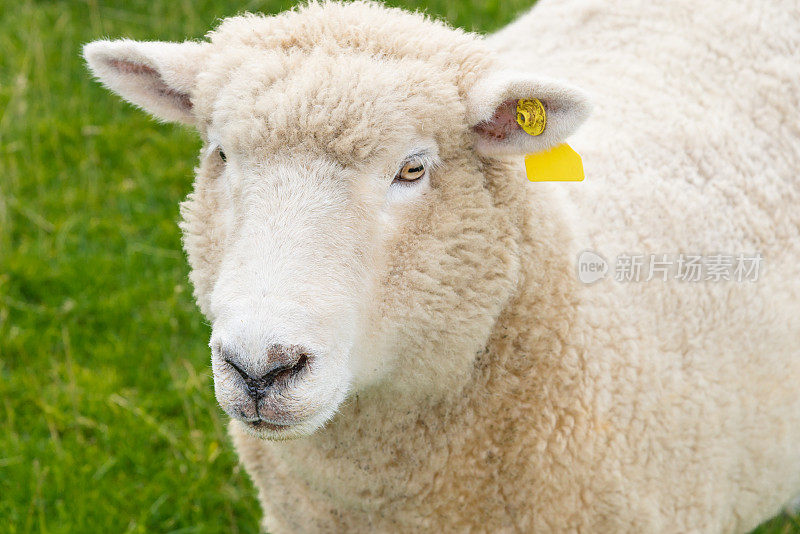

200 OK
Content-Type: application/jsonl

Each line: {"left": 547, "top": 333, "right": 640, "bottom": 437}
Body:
{"left": 0, "top": 0, "right": 798, "bottom": 532}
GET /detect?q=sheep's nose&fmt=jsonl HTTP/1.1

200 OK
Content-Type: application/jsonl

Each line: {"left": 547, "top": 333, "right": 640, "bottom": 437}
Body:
{"left": 222, "top": 344, "right": 310, "bottom": 399}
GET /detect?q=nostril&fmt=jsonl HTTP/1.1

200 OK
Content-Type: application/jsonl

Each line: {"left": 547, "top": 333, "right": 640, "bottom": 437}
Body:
{"left": 225, "top": 357, "right": 251, "bottom": 382}
{"left": 259, "top": 352, "right": 309, "bottom": 387}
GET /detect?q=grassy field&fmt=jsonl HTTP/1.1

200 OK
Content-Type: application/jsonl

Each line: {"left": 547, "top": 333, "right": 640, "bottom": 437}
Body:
{"left": 0, "top": 0, "right": 798, "bottom": 532}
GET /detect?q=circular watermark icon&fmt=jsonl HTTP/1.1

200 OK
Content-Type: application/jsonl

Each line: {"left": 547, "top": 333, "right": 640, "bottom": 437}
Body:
{"left": 576, "top": 250, "right": 609, "bottom": 284}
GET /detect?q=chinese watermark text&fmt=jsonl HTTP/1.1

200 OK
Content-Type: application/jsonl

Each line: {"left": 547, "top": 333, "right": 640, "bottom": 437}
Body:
{"left": 577, "top": 251, "right": 763, "bottom": 284}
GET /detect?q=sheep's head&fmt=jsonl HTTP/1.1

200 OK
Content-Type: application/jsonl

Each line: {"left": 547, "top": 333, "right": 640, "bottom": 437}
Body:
{"left": 84, "top": 1, "right": 589, "bottom": 439}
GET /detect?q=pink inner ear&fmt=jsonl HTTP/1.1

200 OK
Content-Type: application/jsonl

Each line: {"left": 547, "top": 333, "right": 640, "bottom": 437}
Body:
{"left": 108, "top": 59, "right": 193, "bottom": 111}
{"left": 109, "top": 58, "right": 158, "bottom": 76}
{"left": 473, "top": 99, "right": 519, "bottom": 141}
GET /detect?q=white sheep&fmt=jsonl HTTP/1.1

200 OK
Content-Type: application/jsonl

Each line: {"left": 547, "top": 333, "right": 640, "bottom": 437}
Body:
{"left": 84, "top": 0, "right": 800, "bottom": 531}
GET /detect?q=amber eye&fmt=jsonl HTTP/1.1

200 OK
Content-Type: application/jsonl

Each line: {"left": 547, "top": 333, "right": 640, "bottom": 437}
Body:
{"left": 218, "top": 148, "right": 226, "bottom": 162}
{"left": 394, "top": 158, "right": 425, "bottom": 183}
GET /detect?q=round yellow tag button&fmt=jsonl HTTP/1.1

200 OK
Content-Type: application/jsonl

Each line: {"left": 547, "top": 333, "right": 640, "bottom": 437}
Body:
{"left": 516, "top": 98, "right": 546, "bottom": 136}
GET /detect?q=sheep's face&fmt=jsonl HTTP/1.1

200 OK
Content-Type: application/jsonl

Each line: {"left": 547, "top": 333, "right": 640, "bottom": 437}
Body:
{"left": 84, "top": 2, "right": 589, "bottom": 439}
{"left": 186, "top": 49, "right": 521, "bottom": 439}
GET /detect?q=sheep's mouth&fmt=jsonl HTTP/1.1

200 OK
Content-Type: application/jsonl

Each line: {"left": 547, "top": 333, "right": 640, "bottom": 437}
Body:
{"left": 239, "top": 415, "right": 323, "bottom": 441}
{"left": 245, "top": 418, "right": 292, "bottom": 432}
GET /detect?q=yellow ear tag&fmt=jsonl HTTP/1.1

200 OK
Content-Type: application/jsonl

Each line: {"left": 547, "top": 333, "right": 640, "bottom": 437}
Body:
{"left": 516, "top": 98, "right": 546, "bottom": 136}
{"left": 524, "top": 143, "right": 585, "bottom": 182}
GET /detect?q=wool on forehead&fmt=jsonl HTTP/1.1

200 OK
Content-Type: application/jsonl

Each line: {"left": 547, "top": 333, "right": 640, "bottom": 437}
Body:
{"left": 193, "top": 2, "right": 500, "bottom": 165}
{"left": 198, "top": 49, "right": 464, "bottom": 165}
{"left": 191, "top": 2, "right": 497, "bottom": 164}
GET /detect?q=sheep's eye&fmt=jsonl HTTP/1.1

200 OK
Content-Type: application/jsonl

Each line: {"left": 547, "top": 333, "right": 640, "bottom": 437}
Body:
{"left": 218, "top": 148, "right": 226, "bottom": 163}
{"left": 394, "top": 158, "right": 425, "bottom": 183}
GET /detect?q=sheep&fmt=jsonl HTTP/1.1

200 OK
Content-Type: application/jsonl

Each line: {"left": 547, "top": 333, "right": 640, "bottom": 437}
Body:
{"left": 83, "top": 0, "right": 800, "bottom": 531}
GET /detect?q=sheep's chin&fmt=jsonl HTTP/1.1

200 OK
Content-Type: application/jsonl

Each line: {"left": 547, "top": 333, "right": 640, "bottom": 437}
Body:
{"left": 233, "top": 401, "right": 343, "bottom": 441}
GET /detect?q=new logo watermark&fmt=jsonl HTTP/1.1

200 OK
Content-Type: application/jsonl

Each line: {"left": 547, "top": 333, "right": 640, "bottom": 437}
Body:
{"left": 576, "top": 250, "right": 609, "bottom": 284}
{"left": 577, "top": 251, "right": 763, "bottom": 284}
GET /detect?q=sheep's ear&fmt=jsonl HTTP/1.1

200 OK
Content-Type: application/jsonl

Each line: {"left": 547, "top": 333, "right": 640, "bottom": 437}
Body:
{"left": 83, "top": 39, "right": 208, "bottom": 125}
{"left": 467, "top": 72, "right": 591, "bottom": 156}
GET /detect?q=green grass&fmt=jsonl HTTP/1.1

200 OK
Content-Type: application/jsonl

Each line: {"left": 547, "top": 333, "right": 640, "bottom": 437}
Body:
{"left": 0, "top": 0, "right": 797, "bottom": 532}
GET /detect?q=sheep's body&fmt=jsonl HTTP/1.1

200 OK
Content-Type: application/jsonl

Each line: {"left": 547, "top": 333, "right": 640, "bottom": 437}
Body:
{"left": 494, "top": 0, "right": 800, "bottom": 530}
{"left": 84, "top": 0, "right": 800, "bottom": 530}
{"left": 229, "top": 1, "right": 800, "bottom": 532}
